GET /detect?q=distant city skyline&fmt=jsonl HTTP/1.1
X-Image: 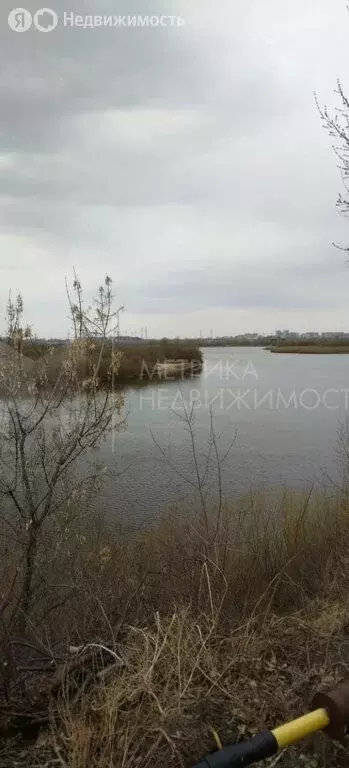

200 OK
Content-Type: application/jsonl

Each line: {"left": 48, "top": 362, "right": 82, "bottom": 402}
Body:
{"left": 2, "top": 329, "right": 349, "bottom": 344}
{"left": 1, "top": 300, "right": 349, "bottom": 341}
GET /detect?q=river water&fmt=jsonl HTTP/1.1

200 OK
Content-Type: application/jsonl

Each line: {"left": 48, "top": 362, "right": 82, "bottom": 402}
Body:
{"left": 96, "top": 347, "right": 349, "bottom": 526}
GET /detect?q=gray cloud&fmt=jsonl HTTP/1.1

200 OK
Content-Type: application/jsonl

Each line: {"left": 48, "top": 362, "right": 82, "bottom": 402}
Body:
{"left": 1, "top": 0, "right": 349, "bottom": 336}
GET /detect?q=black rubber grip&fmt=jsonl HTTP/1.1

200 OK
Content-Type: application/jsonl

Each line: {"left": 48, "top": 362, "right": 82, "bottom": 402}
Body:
{"left": 192, "top": 730, "right": 278, "bottom": 767}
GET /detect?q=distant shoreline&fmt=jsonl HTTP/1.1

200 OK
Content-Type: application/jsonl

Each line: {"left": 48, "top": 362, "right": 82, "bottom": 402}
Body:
{"left": 269, "top": 345, "right": 349, "bottom": 354}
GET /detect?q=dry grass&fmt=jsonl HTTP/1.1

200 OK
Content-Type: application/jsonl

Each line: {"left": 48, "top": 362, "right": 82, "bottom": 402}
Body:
{"left": 21, "top": 340, "right": 203, "bottom": 387}
{"left": 2, "top": 489, "right": 349, "bottom": 766}
{"left": 53, "top": 602, "right": 349, "bottom": 768}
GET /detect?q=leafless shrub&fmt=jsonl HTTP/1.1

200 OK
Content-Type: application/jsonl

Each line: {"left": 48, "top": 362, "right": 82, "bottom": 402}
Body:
{"left": 0, "top": 273, "right": 125, "bottom": 645}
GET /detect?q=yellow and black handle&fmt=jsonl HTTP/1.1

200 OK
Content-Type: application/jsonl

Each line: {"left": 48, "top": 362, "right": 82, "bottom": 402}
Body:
{"left": 193, "top": 682, "right": 349, "bottom": 767}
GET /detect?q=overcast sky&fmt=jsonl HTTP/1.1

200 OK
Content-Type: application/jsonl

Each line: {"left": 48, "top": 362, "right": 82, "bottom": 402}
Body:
{"left": 1, "top": 0, "right": 349, "bottom": 338}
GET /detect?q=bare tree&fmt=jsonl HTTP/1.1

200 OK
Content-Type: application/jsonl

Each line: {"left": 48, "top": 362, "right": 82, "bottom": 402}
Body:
{"left": 150, "top": 401, "right": 237, "bottom": 611}
{"left": 5, "top": 291, "right": 31, "bottom": 351}
{"left": 0, "top": 274, "right": 124, "bottom": 637}
{"left": 317, "top": 80, "right": 349, "bottom": 251}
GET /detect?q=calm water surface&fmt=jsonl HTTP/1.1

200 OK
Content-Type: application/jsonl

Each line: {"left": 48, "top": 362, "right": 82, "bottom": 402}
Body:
{"left": 98, "top": 347, "right": 349, "bottom": 525}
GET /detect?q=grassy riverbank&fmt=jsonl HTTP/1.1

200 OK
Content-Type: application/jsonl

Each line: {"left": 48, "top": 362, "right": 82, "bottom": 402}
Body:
{"left": 20, "top": 339, "right": 203, "bottom": 386}
{"left": 268, "top": 339, "right": 349, "bottom": 354}
{"left": 2, "top": 489, "right": 349, "bottom": 767}
{"left": 270, "top": 344, "right": 349, "bottom": 354}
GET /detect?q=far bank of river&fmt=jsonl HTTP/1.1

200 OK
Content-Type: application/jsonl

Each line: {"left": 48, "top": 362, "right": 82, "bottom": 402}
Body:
{"left": 269, "top": 345, "right": 349, "bottom": 354}
{"left": 96, "top": 347, "right": 349, "bottom": 527}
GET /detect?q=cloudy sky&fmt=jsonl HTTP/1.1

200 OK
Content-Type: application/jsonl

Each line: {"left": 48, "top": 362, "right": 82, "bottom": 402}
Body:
{"left": 1, "top": 0, "right": 349, "bottom": 338}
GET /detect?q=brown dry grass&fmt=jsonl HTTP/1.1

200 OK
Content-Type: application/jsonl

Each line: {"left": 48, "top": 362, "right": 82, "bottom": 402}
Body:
{"left": 53, "top": 601, "right": 349, "bottom": 768}
{"left": 21, "top": 340, "right": 203, "bottom": 387}
{"left": 2, "top": 489, "right": 349, "bottom": 766}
